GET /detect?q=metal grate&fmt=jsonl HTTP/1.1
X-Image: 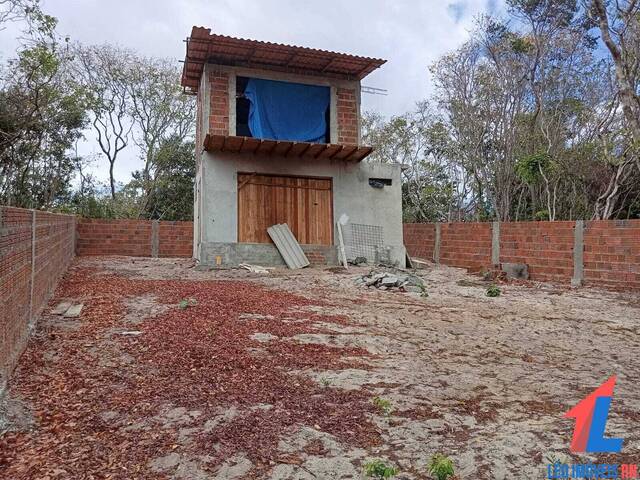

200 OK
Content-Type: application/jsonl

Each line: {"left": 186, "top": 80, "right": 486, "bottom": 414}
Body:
{"left": 347, "top": 223, "right": 386, "bottom": 263}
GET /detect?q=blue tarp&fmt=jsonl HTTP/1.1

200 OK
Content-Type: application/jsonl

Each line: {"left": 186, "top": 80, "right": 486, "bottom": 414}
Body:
{"left": 244, "top": 78, "right": 330, "bottom": 143}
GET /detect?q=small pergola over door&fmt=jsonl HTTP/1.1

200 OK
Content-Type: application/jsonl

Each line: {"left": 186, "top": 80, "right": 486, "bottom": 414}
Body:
{"left": 237, "top": 173, "right": 333, "bottom": 245}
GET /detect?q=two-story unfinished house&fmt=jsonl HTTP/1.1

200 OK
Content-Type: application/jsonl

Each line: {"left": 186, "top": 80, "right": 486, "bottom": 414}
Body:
{"left": 181, "top": 27, "right": 405, "bottom": 267}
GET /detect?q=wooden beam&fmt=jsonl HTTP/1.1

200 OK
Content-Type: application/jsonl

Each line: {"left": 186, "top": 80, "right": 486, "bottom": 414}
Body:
{"left": 240, "top": 137, "right": 261, "bottom": 154}
{"left": 224, "top": 136, "right": 244, "bottom": 152}
{"left": 318, "top": 144, "right": 343, "bottom": 159}
{"left": 333, "top": 145, "right": 358, "bottom": 160}
{"left": 287, "top": 142, "right": 311, "bottom": 157}
{"left": 237, "top": 171, "right": 257, "bottom": 191}
{"left": 304, "top": 143, "right": 328, "bottom": 158}
{"left": 346, "top": 146, "right": 373, "bottom": 162}
{"left": 256, "top": 139, "right": 278, "bottom": 155}
{"left": 272, "top": 141, "right": 293, "bottom": 157}
{"left": 203, "top": 135, "right": 374, "bottom": 162}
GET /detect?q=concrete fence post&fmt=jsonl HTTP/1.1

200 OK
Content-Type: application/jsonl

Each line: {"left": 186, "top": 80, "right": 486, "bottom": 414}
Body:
{"left": 29, "top": 210, "right": 36, "bottom": 323}
{"left": 73, "top": 215, "right": 77, "bottom": 256}
{"left": 151, "top": 220, "right": 160, "bottom": 258}
{"left": 572, "top": 220, "right": 585, "bottom": 287}
{"left": 433, "top": 223, "right": 441, "bottom": 264}
{"left": 491, "top": 221, "right": 500, "bottom": 266}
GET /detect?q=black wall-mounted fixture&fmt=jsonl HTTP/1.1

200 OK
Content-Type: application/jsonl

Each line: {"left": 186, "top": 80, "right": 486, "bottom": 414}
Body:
{"left": 369, "top": 178, "right": 392, "bottom": 188}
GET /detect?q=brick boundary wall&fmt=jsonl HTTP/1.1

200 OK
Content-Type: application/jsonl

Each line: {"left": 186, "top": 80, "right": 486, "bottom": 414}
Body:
{"left": 76, "top": 219, "right": 194, "bottom": 258}
{"left": 0, "top": 207, "right": 76, "bottom": 386}
{"left": 440, "top": 222, "right": 493, "bottom": 272}
{"left": 75, "top": 219, "right": 337, "bottom": 266}
{"left": 583, "top": 220, "right": 640, "bottom": 289}
{"left": 403, "top": 219, "right": 640, "bottom": 290}
{"left": 500, "top": 221, "right": 576, "bottom": 284}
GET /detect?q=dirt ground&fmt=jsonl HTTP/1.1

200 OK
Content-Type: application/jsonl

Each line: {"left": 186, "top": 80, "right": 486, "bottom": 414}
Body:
{"left": 1, "top": 256, "right": 639, "bottom": 479}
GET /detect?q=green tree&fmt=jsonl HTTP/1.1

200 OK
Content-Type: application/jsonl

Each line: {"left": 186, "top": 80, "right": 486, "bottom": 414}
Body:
{"left": 129, "top": 137, "right": 195, "bottom": 221}
{"left": 0, "top": 37, "right": 88, "bottom": 208}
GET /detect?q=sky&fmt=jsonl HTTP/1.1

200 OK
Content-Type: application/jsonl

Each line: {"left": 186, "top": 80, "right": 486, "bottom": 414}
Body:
{"left": 1, "top": 0, "right": 503, "bottom": 187}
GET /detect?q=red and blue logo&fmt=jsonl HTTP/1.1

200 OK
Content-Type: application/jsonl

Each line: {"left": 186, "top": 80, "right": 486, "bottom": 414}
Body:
{"left": 564, "top": 375, "right": 623, "bottom": 454}
{"left": 547, "top": 376, "right": 637, "bottom": 479}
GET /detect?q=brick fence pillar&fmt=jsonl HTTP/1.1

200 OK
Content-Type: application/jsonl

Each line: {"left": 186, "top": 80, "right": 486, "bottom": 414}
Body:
{"left": 572, "top": 220, "right": 584, "bottom": 287}
{"left": 151, "top": 220, "right": 160, "bottom": 258}
{"left": 491, "top": 221, "right": 500, "bottom": 266}
{"left": 433, "top": 223, "right": 441, "bottom": 264}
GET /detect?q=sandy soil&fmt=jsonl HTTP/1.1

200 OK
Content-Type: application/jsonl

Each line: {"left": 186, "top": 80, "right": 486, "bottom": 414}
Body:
{"left": 1, "top": 256, "right": 639, "bottom": 479}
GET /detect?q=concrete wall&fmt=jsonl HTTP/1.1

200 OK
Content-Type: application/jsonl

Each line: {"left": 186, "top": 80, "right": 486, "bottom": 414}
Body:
{"left": 200, "top": 243, "right": 338, "bottom": 267}
{"left": 194, "top": 61, "right": 403, "bottom": 267}
{"left": 198, "top": 151, "right": 405, "bottom": 266}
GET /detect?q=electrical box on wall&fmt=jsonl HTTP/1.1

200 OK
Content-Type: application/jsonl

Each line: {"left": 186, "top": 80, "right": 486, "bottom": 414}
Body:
{"left": 369, "top": 178, "right": 392, "bottom": 188}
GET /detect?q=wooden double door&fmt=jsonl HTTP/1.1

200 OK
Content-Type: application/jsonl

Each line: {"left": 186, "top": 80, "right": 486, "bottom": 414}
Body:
{"left": 237, "top": 173, "right": 333, "bottom": 245}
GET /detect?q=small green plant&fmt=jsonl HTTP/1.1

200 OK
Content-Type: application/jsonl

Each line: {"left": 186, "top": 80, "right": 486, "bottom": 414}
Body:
{"left": 420, "top": 284, "right": 429, "bottom": 297}
{"left": 320, "top": 377, "right": 332, "bottom": 387}
{"left": 179, "top": 298, "right": 198, "bottom": 309}
{"left": 372, "top": 397, "right": 393, "bottom": 416}
{"left": 364, "top": 459, "right": 399, "bottom": 478}
{"left": 486, "top": 285, "right": 501, "bottom": 297}
{"left": 427, "top": 453, "right": 455, "bottom": 480}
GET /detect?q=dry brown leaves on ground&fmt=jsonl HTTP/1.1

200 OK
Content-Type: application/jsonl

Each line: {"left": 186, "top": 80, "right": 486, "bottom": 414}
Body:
{"left": 0, "top": 263, "right": 380, "bottom": 478}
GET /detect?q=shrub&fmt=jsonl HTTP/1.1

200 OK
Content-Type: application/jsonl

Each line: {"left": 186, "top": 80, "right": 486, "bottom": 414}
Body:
{"left": 364, "top": 459, "right": 399, "bottom": 479}
{"left": 427, "top": 453, "right": 455, "bottom": 480}
{"left": 486, "top": 285, "right": 501, "bottom": 297}
{"left": 179, "top": 298, "right": 197, "bottom": 309}
{"left": 372, "top": 397, "right": 393, "bottom": 416}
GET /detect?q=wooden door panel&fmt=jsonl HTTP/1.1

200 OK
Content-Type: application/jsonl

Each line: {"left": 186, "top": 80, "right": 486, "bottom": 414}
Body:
{"left": 238, "top": 174, "right": 332, "bottom": 245}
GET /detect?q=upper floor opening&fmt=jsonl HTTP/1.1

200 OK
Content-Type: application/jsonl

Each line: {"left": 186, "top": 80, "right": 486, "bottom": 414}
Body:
{"left": 181, "top": 27, "right": 386, "bottom": 162}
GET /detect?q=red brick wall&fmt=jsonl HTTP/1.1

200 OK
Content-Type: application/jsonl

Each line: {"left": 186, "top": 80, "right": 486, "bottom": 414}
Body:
{"left": 159, "top": 221, "right": 194, "bottom": 258}
{"left": 337, "top": 87, "right": 358, "bottom": 144}
{"left": 301, "top": 245, "right": 337, "bottom": 266}
{"left": 209, "top": 69, "right": 229, "bottom": 136}
{"left": 76, "top": 219, "right": 193, "bottom": 258}
{"left": 500, "top": 221, "right": 575, "bottom": 284}
{"left": 584, "top": 220, "right": 640, "bottom": 290}
{"left": 0, "top": 207, "right": 75, "bottom": 384}
{"left": 403, "top": 223, "right": 436, "bottom": 260}
{"left": 403, "top": 220, "right": 640, "bottom": 290}
{"left": 76, "top": 219, "right": 152, "bottom": 256}
{"left": 440, "top": 222, "right": 493, "bottom": 272}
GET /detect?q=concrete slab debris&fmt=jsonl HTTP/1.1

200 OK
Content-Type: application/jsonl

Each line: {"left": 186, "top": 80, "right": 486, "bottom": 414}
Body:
{"left": 62, "top": 304, "right": 83, "bottom": 318}
{"left": 501, "top": 263, "right": 529, "bottom": 280}
{"left": 356, "top": 270, "right": 425, "bottom": 292}
{"left": 51, "top": 302, "right": 72, "bottom": 315}
{"left": 238, "top": 263, "right": 270, "bottom": 274}
{"left": 412, "top": 258, "right": 433, "bottom": 268}
{"left": 380, "top": 275, "right": 399, "bottom": 287}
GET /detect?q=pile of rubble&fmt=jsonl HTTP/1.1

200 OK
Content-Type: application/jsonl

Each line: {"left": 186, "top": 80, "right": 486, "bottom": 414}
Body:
{"left": 355, "top": 270, "right": 426, "bottom": 293}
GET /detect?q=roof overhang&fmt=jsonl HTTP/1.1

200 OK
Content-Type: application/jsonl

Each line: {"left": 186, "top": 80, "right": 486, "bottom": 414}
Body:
{"left": 204, "top": 135, "right": 373, "bottom": 162}
{"left": 182, "top": 27, "right": 386, "bottom": 94}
